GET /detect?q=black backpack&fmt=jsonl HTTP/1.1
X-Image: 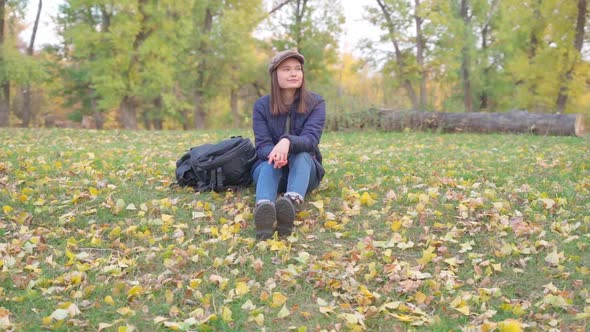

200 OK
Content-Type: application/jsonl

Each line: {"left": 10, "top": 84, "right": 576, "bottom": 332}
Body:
{"left": 175, "top": 136, "right": 257, "bottom": 192}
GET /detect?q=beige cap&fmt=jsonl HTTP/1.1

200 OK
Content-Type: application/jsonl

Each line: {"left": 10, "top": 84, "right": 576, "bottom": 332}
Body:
{"left": 268, "top": 50, "right": 305, "bottom": 73}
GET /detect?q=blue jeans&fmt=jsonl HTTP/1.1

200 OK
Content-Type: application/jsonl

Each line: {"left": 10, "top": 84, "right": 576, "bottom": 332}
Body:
{"left": 253, "top": 152, "right": 319, "bottom": 202}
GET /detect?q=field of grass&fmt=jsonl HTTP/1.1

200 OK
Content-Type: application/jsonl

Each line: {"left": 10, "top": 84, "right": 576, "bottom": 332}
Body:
{"left": 1, "top": 128, "right": 589, "bottom": 331}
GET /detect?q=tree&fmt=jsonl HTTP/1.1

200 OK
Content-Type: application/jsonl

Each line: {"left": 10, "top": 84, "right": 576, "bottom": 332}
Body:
{"left": 0, "top": 0, "right": 11, "bottom": 126}
{"left": 183, "top": 0, "right": 263, "bottom": 129}
{"left": 19, "top": 0, "right": 41, "bottom": 127}
{"left": 367, "top": 0, "right": 422, "bottom": 109}
{"left": 555, "top": 0, "right": 587, "bottom": 112}
{"left": 459, "top": 0, "right": 473, "bottom": 112}
{"left": 0, "top": 0, "right": 30, "bottom": 127}
{"left": 59, "top": 0, "right": 193, "bottom": 129}
{"left": 267, "top": 0, "right": 343, "bottom": 93}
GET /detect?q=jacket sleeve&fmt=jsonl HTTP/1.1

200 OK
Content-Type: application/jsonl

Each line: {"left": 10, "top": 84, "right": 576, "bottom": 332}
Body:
{"left": 281, "top": 97, "right": 325, "bottom": 154}
{"left": 252, "top": 98, "right": 275, "bottom": 161}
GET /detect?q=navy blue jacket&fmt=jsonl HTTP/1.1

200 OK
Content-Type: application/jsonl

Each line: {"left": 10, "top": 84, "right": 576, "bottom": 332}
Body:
{"left": 251, "top": 92, "right": 326, "bottom": 182}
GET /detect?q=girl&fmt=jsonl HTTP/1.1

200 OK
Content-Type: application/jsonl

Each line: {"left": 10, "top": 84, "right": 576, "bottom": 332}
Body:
{"left": 251, "top": 50, "right": 326, "bottom": 240}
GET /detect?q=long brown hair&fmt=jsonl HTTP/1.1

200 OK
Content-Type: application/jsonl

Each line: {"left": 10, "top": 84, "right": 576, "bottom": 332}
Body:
{"left": 270, "top": 66, "right": 314, "bottom": 116}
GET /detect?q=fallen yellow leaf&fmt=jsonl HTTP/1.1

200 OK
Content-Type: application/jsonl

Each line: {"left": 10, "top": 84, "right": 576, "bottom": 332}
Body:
{"left": 277, "top": 304, "right": 290, "bottom": 318}
{"left": 497, "top": 319, "right": 523, "bottom": 332}
{"left": 390, "top": 220, "right": 402, "bottom": 231}
{"left": 272, "top": 292, "right": 288, "bottom": 308}
{"left": 360, "top": 192, "right": 376, "bottom": 206}
{"left": 235, "top": 281, "right": 250, "bottom": 296}
{"left": 221, "top": 306, "right": 233, "bottom": 322}
{"left": 104, "top": 296, "right": 115, "bottom": 306}
{"left": 2, "top": 206, "right": 13, "bottom": 214}
{"left": 414, "top": 291, "right": 427, "bottom": 304}
{"left": 454, "top": 304, "right": 470, "bottom": 315}
{"left": 417, "top": 246, "right": 436, "bottom": 265}
{"left": 127, "top": 284, "right": 143, "bottom": 298}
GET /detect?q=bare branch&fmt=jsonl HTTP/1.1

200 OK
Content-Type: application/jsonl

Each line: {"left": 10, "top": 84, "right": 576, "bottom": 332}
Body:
{"left": 268, "top": 0, "right": 295, "bottom": 15}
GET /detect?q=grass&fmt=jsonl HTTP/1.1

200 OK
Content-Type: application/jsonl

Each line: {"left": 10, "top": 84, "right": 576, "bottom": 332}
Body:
{"left": 0, "top": 128, "right": 588, "bottom": 331}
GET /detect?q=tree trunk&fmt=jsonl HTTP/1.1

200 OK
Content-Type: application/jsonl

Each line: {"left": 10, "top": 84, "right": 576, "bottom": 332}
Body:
{"left": 376, "top": 0, "right": 419, "bottom": 109}
{"left": 555, "top": 0, "right": 586, "bottom": 113}
{"left": 92, "top": 100, "right": 104, "bottom": 129}
{"left": 120, "top": 0, "right": 150, "bottom": 129}
{"left": 480, "top": 23, "right": 489, "bottom": 110}
{"left": 379, "top": 109, "right": 586, "bottom": 136}
{"left": 119, "top": 96, "right": 138, "bottom": 129}
{"left": 294, "top": 0, "right": 308, "bottom": 49}
{"left": 193, "top": 91, "right": 206, "bottom": 129}
{"left": 479, "top": 0, "right": 498, "bottom": 110}
{"left": 230, "top": 88, "right": 239, "bottom": 128}
{"left": 152, "top": 95, "right": 163, "bottom": 130}
{"left": 192, "top": 7, "right": 212, "bottom": 129}
{"left": 0, "top": 0, "right": 10, "bottom": 127}
{"left": 414, "top": 0, "right": 427, "bottom": 108}
{"left": 181, "top": 110, "right": 190, "bottom": 130}
{"left": 20, "top": 0, "right": 42, "bottom": 127}
{"left": 460, "top": 0, "right": 473, "bottom": 112}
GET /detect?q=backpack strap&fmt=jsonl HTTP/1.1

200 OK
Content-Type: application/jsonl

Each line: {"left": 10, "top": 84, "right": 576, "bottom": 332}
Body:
{"left": 215, "top": 167, "right": 224, "bottom": 192}
{"left": 209, "top": 169, "right": 217, "bottom": 191}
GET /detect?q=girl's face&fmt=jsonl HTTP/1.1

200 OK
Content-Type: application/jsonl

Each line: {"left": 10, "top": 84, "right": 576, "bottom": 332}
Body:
{"left": 276, "top": 58, "right": 303, "bottom": 91}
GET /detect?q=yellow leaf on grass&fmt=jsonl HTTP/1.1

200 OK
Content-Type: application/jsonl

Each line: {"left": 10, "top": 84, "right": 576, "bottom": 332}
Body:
{"left": 161, "top": 214, "right": 174, "bottom": 222}
{"left": 235, "top": 281, "right": 250, "bottom": 296}
{"left": 42, "top": 316, "right": 52, "bottom": 326}
{"left": 416, "top": 246, "right": 436, "bottom": 265}
{"left": 390, "top": 220, "right": 402, "bottom": 231}
{"left": 277, "top": 304, "right": 290, "bottom": 318}
{"left": 391, "top": 313, "right": 415, "bottom": 322}
{"left": 108, "top": 226, "right": 121, "bottom": 239}
{"left": 2, "top": 206, "right": 13, "bottom": 214}
{"left": 324, "top": 220, "right": 344, "bottom": 231}
{"left": 414, "top": 291, "right": 427, "bottom": 304}
{"left": 539, "top": 198, "right": 556, "bottom": 209}
{"left": 104, "top": 296, "right": 115, "bottom": 306}
{"left": 310, "top": 200, "right": 324, "bottom": 211}
{"left": 115, "top": 199, "right": 125, "bottom": 213}
{"left": 127, "top": 285, "right": 143, "bottom": 298}
{"left": 454, "top": 305, "right": 470, "bottom": 315}
{"left": 189, "top": 279, "right": 201, "bottom": 289}
{"left": 497, "top": 319, "right": 523, "bottom": 332}
{"left": 272, "top": 292, "right": 288, "bottom": 308}
{"left": 545, "top": 250, "right": 563, "bottom": 266}
{"left": 221, "top": 306, "right": 233, "bottom": 322}
{"left": 116, "top": 307, "right": 135, "bottom": 316}
{"left": 575, "top": 306, "right": 590, "bottom": 319}
{"left": 450, "top": 296, "right": 470, "bottom": 315}
{"left": 89, "top": 187, "right": 99, "bottom": 197}
{"left": 360, "top": 192, "right": 376, "bottom": 206}
{"left": 97, "top": 323, "right": 113, "bottom": 331}
{"left": 165, "top": 290, "right": 174, "bottom": 304}
{"left": 252, "top": 313, "right": 264, "bottom": 326}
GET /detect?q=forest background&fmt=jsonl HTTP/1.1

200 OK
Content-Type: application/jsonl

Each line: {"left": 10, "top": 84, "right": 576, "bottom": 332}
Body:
{"left": 0, "top": 0, "right": 588, "bottom": 130}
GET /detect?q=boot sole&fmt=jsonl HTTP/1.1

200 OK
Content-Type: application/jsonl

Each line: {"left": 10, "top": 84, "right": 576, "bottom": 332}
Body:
{"left": 254, "top": 203, "right": 276, "bottom": 240}
{"left": 275, "top": 197, "right": 295, "bottom": 236}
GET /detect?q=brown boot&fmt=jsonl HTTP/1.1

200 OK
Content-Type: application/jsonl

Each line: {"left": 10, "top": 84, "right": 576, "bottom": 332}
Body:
{"left": 275, "top": 195, "right": 301, "bottom": 236}
{"left": 254, "top": 201, "right": 276, "bottom": 240}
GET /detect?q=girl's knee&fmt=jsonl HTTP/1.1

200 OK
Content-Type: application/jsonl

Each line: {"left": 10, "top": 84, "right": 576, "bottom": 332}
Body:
{"left": 290, "top": 152, "right": 313, "bottom": 165}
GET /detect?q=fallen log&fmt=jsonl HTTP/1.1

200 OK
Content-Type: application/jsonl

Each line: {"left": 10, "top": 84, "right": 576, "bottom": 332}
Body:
{"left": 379, "top": 110, "right": 587, "bottom": 137}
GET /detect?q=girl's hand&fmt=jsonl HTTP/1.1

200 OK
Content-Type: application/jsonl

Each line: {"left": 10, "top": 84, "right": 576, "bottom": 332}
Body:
{"left": 268, "top": 138, "right": 290, "bottom": 168}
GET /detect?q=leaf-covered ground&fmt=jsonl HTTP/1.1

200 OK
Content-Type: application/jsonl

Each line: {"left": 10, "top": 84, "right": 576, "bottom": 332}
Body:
{"left": 0, "top": 129, "right": 588, "bottom": 331}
